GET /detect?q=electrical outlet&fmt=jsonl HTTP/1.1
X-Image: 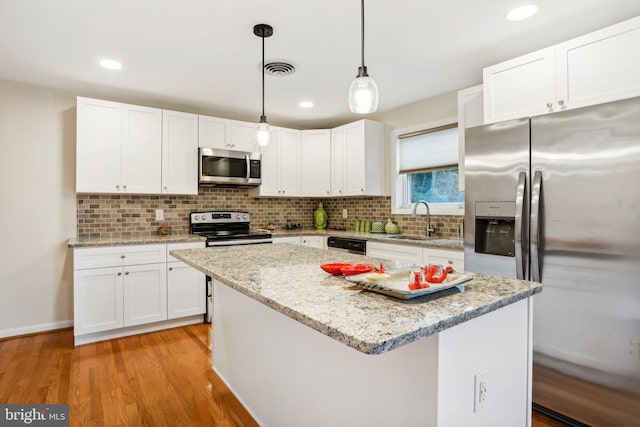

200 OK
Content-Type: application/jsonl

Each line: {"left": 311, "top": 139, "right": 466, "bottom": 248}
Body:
{"left": 474, "top": 369, "right": 489, "bottom": 412}
{"left": 342, "top": 209, "right": 348, "bottom": 219}
{"left": 155, "top": 209, "right": 164, "bottom": 221}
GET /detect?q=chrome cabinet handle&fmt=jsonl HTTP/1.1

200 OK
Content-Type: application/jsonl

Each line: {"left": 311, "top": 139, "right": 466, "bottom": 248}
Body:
{"left": 531, "top": 170, "right": 543, "bottom": 282}
{"left": 514, "top": 171, "right": 526, "bottom": 280}
{"left": 245, "top": 155, "right": 250, "bottom": 181}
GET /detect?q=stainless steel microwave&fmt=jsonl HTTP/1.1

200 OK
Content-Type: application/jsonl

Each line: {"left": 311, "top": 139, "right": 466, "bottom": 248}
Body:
{"left": 199, "top": 148, "right": 262, "bottom": 186}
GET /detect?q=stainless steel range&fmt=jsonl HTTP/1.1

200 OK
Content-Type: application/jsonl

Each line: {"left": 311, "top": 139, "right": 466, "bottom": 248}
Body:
{"left": 190, "top": 211, "right": 272, "bottom": 247}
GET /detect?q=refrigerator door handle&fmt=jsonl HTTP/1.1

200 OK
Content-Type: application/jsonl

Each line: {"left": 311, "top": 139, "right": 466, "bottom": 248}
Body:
{"left": 531, "top": 170, "right": 543, "bottom": 282}
{"left": 514, "top": 171, "right": 527, "bottom": 280}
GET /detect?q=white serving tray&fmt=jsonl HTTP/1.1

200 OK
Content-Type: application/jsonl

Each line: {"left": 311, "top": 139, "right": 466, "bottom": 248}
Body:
{"left": 345, "top": 267, "right": 472, "bottom": 300}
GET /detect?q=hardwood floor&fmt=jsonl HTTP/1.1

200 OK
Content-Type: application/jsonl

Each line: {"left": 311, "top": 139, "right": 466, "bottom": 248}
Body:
{"left": 0, "top": 324, "right": 568, "bottom": 426}
{"left": 0, "top": 324, "right": 257, "bottom": 426}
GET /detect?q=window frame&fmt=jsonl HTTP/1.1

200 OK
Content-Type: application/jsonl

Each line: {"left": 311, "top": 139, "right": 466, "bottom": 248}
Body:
{"left": 390, "top": 116, "right": 465, "bottom": 216}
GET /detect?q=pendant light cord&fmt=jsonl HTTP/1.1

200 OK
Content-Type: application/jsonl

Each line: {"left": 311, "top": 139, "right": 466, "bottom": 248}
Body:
{"left": 360, "top": 0, "right": 365, "bottom": 68}
{"left": 262, "top": 35, "right": 265, "bottom": 117}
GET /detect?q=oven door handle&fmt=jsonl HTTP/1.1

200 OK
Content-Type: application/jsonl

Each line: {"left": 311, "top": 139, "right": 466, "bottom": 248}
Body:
{"left": 207, "top": 238, "right": 273, "bottom": 247}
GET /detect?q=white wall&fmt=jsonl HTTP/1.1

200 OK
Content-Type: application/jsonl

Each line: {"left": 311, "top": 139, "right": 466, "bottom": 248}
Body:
{"left": 0, "top": 80, "right": 77, "bottom": 337}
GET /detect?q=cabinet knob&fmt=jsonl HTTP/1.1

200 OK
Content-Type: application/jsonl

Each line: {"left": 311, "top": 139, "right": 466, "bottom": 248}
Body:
{"left": 125, "top": 271, "right": 129, "bottom": 275}
{"left": 361, "top": 188, "right": 364, "bottom": 193}
{"left": 282, "top": 190, "right": 285, "bottom": 194}
{"left": 546, "top": 102, "right": 553, "bottom": 109}
{"left": 448, "top": 259, "right": 453, "bottom": 265}
{"left": 117, "top": 272, "right": 122, "bottom": 276}
{"left": 120, "top": 255, "right": 125, "bottom": 259}
{"left": 169, "top": 267, "right": 173, "bottom": 271}
{"left": 339, "top": 190, "right": 342, "bottom": 194}
{"left": 116, "top": 185, "right": 120, "bottom": 190}
{"left": 123, "top": 185, "right": 127, "bottom": 190}
{"left": 326, "top": 190, "right": 330, "bottom": 195}
{"left": 558, "top": 100, "right": 565, "bottom": 106}
{"left": 164, "top": 186, "right": 167, "bottom": 190}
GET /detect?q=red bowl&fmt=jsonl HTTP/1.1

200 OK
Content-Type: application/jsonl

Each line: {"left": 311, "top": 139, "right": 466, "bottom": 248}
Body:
{"left": 320, "top": 263, "right": 352, "bottom": 275}
{"left": 340, "top": 264, "right": 375, "bottom": 276}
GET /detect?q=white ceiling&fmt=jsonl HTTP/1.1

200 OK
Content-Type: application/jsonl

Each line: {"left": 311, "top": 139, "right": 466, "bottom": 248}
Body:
{"left": 1, "top": 0, "right": 639, "bottom": 128}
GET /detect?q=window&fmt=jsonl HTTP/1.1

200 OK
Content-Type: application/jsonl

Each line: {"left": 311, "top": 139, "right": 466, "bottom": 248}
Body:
{"left": 392, "top": 120, "right": 464, "bottom": 214}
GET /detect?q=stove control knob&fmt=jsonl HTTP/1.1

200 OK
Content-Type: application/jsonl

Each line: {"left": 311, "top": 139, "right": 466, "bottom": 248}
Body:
{"left": 243, "top": 214, "right": 248, "bottom": 220}
{"left": 236, "top": 214, "right": 241, "bottom": 219}
{"left": 194, "top": 215, "right": 200, "bottom": 221}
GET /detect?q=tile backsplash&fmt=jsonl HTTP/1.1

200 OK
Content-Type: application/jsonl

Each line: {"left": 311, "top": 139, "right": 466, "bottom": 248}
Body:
{"left": 76, "top": 188, "right": 463, "bottom": 239}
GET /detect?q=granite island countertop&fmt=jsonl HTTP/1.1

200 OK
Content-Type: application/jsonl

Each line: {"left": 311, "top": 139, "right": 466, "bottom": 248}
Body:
{"left": 171, "top": 244, "right": 541, "bottom": 355}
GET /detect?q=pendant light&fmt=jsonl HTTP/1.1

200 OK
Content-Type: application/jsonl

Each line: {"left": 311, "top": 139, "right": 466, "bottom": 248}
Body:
{"left": 254, "top": 24, "right": 273, "bottom": 146}
{"left": 348, "top": 0, "right": 378, "bottom": 114}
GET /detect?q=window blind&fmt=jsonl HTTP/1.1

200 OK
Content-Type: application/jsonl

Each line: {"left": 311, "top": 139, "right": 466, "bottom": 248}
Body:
{"left": 398, "top": 124, "right": 458, "bottom": 174}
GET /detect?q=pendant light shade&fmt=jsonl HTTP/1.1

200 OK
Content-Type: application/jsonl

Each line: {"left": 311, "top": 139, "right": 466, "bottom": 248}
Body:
{"left": 348, "top": 0, "right": 378, "bottom": 114}
{"left": 254, "top": 24, "right": 273, "bottom": 146}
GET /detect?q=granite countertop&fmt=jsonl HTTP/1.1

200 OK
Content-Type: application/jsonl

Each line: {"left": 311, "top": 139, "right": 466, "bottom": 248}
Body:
{"left": 68, "top": 233, "right": 206, "bottom": 248}
{"left": 170, "top": 244, "right": 541, "bottom": 355}
{"left": 268, "top": 228, "right": 464, "bottom": 251}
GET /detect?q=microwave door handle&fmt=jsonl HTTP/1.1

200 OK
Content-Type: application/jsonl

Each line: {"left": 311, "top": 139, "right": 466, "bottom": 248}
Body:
{"left": 245, "top": 154, "right": 250, "bottom": 181}
{"left": 514, "top": 171, "right": 526, "bottom": 280}
{"left": 530, "top": 170, "right": 543, "bottom": 282}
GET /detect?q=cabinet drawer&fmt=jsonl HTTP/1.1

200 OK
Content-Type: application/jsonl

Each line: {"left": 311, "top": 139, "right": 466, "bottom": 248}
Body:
{"left": 74, "top": 244, "right": 167, "bottom": 269}
{"left": 167, "top": 241, "right": 205, "bottom": 262}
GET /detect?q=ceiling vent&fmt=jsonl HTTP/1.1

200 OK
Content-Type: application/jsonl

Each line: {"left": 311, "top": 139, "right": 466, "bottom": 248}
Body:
{"left": 264, "top": 61, "right": 296, "bottom": 77}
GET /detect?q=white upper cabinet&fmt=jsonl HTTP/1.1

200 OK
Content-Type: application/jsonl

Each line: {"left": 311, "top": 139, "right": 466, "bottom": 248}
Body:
{"left": 162, "top": 110, "right": 199, "bottom": 195}
{"left": 457, "top": 85, "right": 484, "bottom": 192}
{"left": 555, "top": 16, "right": 640, "bottom": 110}
{"left": 198, "top": 115, "right": 230, "bottom": 149}
{"left": 331, "top": 120, "right": 384, "bottom": 197}
{"left": 77, "top": 97, "right": 124, "bottom": 193}
{"left": 483, "top": 16, "right": 640, "bottom": 124}
{"left": 77, "top": 98, "right": 162, "bottom": 194}
{"left": 229, "top": 120, "right": 260, "bottom": 152}
{"left": 301, "top": 129, "right": 331, "bottom": 197}
{"left": 483, "top": 47, "right": 556, "bottom": 124}
{"left": 252, "top": 127, "right": 301, "bottom": 197}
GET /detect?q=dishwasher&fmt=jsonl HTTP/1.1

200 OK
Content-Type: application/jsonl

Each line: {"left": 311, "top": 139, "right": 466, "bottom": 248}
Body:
{"left": 326, "top": 236, "right": 366, "bottom": 255}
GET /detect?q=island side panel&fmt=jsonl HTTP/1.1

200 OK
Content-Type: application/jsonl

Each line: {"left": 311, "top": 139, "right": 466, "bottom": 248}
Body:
{"left": 436, "top": 298, "right": 531, "bottom": 426}
{"left": 212, "top": 279, "right": 439, "bottom": 427}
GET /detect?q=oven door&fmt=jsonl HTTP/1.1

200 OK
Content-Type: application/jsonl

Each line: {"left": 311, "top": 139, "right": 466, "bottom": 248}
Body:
{"left": 199, "top": 147, "right": 261, "bottom": 186}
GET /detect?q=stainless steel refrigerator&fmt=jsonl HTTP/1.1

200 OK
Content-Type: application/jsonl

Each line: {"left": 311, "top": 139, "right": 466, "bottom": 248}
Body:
{"left": 464, "top": 96, "right": 640, "bottom": 426}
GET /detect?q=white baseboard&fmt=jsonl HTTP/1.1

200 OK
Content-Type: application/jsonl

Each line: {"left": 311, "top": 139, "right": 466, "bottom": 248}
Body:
{"left": 0, "top": 320, "right": 74, "bottom": 339}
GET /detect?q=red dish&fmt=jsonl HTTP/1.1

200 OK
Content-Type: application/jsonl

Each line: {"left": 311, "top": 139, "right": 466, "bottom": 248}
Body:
{"left": 340, "top": 264, "right": 375, "bottom": 276}
{"left": 320, "top": 263, "right": 352, "bottom": 275}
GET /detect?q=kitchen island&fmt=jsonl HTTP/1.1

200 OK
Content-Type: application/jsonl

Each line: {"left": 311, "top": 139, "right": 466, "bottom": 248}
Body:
{"left": 171, "top": 244, "right": 541, "bottom": 427}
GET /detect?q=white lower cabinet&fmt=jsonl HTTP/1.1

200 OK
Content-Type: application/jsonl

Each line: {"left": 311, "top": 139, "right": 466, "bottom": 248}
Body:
{"left": 366, "top": 241, "right": 423, "bottom": 265}
{"left": 273, "top": 236, "right": 302, "bottom": 245}
{"left": 367, "top": 241, "right": 464, "bottom": 271}
{"left": 301, "top": 235, "right": 326, "bottom": 249}
{"left": 73, "top": 242, "right": 205, "bottom": 345}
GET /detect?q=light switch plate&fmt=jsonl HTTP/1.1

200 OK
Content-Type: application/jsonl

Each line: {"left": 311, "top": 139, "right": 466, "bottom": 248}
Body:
{"left": 155, "top": 209, "right": 164, "bottom": 221}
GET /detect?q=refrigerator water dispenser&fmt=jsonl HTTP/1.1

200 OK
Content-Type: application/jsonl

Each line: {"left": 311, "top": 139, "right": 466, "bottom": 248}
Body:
{"left": 474, "top": 202, "right": 516, "bottom": 257}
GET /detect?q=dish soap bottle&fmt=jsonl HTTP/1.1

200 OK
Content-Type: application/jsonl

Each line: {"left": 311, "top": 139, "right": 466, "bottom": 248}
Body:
{"left": 384, "top": 218, "right": 399, "bottom": 234}
{"left": 314, "top": 202, "right": 328, "bottom": 230}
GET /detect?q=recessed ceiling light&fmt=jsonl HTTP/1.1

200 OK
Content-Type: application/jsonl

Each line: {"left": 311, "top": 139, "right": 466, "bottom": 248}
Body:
{"left": 99, "top": 59, "right": 122, "bottom": 70}
{"left": 506, "top": 4, "right": 538, "bottom": 21}
{"left": 299, "top": 101, "right": 314, "bottom": 108}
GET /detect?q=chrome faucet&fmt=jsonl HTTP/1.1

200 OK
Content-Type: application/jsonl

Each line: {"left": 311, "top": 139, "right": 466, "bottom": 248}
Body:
{"left": 411, "top": 200, "right": 435, "bottom": 238}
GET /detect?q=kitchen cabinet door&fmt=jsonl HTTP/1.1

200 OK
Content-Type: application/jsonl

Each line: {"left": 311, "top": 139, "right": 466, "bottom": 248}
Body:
{"left": 229, "top": 120, "right": 259, "bottom": 152}
{"left": 167, "top": 261, "right": 206, "bottom": 319}
{"left": 330, "top": 126, "right": 345, "bottom": 196}
{"left": 301, "top": 235, "right": 325, "bottom": 249}
{"left": 422, "top": 248, "right": 464, "bottom": 273}
{"left": 162, "top": 110, "right": 198, "bottom": 195}
{"left": 343, "top": 120, "right": 383, "bottom": 196}
{"left": 123, "top": 263, "right": 167, "bottom": 327}
{"left": 301, "top": 130, "right": 331, "bottom": 197}
{"left": 483, "top": 47, "right": 556, "bottom": 124}
{"left": 73, "top": 266, "right": 124, "bottom": 335}
{"left": 555, "top": 16, "right": 640, "bottom": 110}
{"left": 366, "top": 241, "right": 422, "bottom": 265}
{"left": 199, "top": 115, "right": 230, "bottom": 149}
{"left": 457, "top": 85, "right": 484, "bottom": 191}
{"left": 76, "top": 97, "right": 123, "bottom": 193}
{"left": 273, "top": 236, "right": 301, "bottom": 245}
{"left": 278, "top": 128, "right": 301, "bottom": 196}
{"left": 121, "top": 103, "right": 163, "bottom": 194}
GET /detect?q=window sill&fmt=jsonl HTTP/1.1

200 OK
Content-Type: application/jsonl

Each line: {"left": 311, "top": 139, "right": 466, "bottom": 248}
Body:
{"left": 392, "top": 204, "right": 465, "bottom": 216}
